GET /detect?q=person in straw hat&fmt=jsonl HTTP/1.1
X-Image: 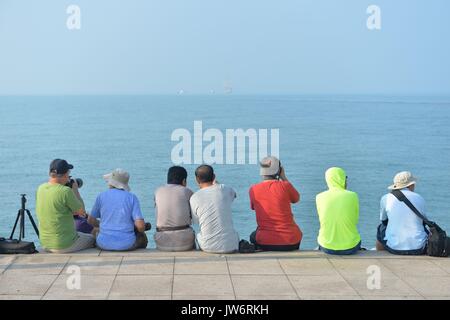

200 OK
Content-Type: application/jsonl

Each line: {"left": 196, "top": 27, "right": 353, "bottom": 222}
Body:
{"left": 87, "top": 169, "right": 151, "bottom": 251}
{"left": 376, "top": 171, "right": 429, "bottom": 255}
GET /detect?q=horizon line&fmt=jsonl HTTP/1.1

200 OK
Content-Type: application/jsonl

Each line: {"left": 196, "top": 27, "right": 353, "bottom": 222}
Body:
{"left": 1, "top": 93, "right": 450, "bottom": 97}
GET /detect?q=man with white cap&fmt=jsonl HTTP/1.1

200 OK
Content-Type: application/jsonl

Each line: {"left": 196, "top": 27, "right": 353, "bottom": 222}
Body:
{"left": 249, "top": 156, "right": 302, "bottom": 251}
{"left": 376, "top": 171, "right": 429, "bottom": 255}
{"left": 87, "top": 169, "right": 150, "bottom": 251}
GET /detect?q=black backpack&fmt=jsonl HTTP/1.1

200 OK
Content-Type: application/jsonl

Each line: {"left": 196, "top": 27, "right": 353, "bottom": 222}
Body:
{"left": 391, "top": 190, "right": 449, "bottom": 257}
{"left": 0, "top": 237, "right": 38, "bottom": 254}
{"left": 239, "top": 239, "right": 256, "bottom": 253}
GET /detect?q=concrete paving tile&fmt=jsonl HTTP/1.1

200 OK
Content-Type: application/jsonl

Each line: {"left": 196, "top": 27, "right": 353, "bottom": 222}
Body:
{"left": 362, "top": 295, "right": 424, "bottom": 300}
{"left": 300, "top": 295, "right": 362, "bottom": 300}
{"left": 108, "top": 295, "right": 172, "bottom": 300}
{"left": 0, "top": 274, "right": 57, "bottom": 296}
{"left": 381, "top": 259, "right": 448, "bottom": 277}
{"left": 231, "top": 275, "right": 296, "bottom": 297}
{"left": 343, "top": 276, "right": 420, "bottom": 297}
{"left": 233, "top": 251, "right": 324, "bottom": 259}
{"left": 236, "top": 295, "right": 299, "bottom": 300}
{"left": 329, "top": 258, "right": 397, "bottom": 278}
{"left": 0, "top": 295, "right": 42, "bottom": 300}
{"left": 109, "top": 275, "right": 172, "bottom": 297}
{"left": 173, "top": 295, "right": 236, "bottom": 300}
{"left": 0, "top": 256, "right": 16, "bottom": 274}
{"left": 99, "top": 249, "right": 158, "bottom": 257}
{"left": 431, "top": 259, "right": 450, "bottom": 274}
{"left": 227, "top": 258, "right": 284, "bottom": 275}
{"left": 153, "top": 250, "right": 213, "bottom": 257}
{"left": 402, "top": 276, "right": 450, "bottom": 297}
{"left": 337, "top": 251, "right": 430, "bottom": 259}
{"left": 1, "top": 250, "right": 448, "bottom": 300}
{"left": 118, "top": 257, "right": 173, "bottom": 275}
{"left": 36, "top": 247, "right": 101, "bottom": 256}
{"left": 175, "top": 257, "right": 228, "bottom": 275}
{"left": 4, "top": 255, "right": 69, "bottom": 275}
{"left": 100, "top": 249, "right": 207, "bottom": 258}
{"left": 42, "top": 295, "right": 107, "bottom": 300}
{"left": 288, "top": 275, "right": 358, "bottom": 298}
{"left": 336, "top": 251, "right": 396, "bottom": 259}
{"left": 375, "top": 254, "right": 440, "bottom": 260}
{"left": 173, "top": 275, "right": 234, "bottom": 296}
{"left": 279, "top": 258, "right": 339, "bottom": 276}
{"left": 43, "top": 274, "right": 115, "bottom": 299}
{"left": 64, "top": 256, "right": 122, "bottom": 275}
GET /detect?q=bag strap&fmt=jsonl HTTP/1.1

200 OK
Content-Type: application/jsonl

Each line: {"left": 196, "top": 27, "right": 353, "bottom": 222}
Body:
{"left": 390, "top": 189, "right": 435, "bottom": 228}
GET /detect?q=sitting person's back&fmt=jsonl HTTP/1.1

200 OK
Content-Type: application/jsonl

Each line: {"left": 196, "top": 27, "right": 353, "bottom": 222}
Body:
{"left": 36, "top": 159, "right": 94, "bottom": 253}
{"left": 376, "top": 171, "right": 428, "bottom": 254}
{"left": 154, "top": 166, "right": 195, "bottom": 251}
{"left": 37, "top": 183, "right": 80, "bottom": 250}
{"left": 249, "top": 156, "right": 302, "bottom": 251}
{"left": 89, "top": 169, "right": 148, "bottom": 251}
{"left": 190, "top": 165, "right": 239, "bottom": 253}
{"left": 316, "top": 167, "right": 361, "bottom": 255}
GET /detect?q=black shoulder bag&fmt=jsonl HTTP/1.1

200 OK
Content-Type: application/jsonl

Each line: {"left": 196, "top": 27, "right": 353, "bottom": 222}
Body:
{"left": 0, "top": 237, "right": 37, "bottom": 254}
{"left": 391, "top": 189, "right": 449, "bottom": 257}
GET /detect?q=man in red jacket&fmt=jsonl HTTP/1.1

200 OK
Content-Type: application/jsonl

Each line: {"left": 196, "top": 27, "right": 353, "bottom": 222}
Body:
{"left": 249, "top": 156, "right": 302, "bottom": 251}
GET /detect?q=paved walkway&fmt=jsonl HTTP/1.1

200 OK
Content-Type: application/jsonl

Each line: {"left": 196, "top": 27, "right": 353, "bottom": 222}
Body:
{"left": 0, "top": 249, "right": 449, "bottom": 300}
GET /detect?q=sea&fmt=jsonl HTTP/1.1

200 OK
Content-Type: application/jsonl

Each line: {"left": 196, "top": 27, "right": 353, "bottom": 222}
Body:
{"left": 0, "top": 94, "right": 449, "bottom": 250}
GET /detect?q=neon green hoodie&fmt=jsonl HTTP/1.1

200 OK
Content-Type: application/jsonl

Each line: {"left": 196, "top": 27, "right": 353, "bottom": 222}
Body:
{"left": 316, "top": 167, "right": 361, "bottom": 251}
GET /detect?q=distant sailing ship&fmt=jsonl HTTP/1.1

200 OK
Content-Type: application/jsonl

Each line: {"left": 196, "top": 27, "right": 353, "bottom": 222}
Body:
{"left": 224, "top": 82, "right": 233, "bottom": 94}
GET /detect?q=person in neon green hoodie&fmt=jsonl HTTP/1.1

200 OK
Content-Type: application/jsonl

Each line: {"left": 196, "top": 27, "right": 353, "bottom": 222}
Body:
{"left": 316, "top": 167, "right": 362, "bottom": 255}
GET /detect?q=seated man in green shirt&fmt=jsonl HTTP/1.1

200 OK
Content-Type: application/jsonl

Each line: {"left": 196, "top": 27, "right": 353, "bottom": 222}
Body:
{"left": 36, "top": 159, "right": 95, "bottom": 253}
{"left": 315, "top": 167, "right": 362, "bottom": 255}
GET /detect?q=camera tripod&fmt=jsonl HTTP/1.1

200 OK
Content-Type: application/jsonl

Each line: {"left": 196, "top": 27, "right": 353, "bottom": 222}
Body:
{"left": 9, "top": 194, "right": 39, "bottom": 241}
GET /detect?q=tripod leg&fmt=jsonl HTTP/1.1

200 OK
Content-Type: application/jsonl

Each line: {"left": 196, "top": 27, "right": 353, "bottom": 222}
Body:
{"left": 20, "top": 209, "right": 25, "bottom": 241}
{"left": 26, "top": 209, "right": 40, "bottom": 237}
{"left": 9, "top": 210, "right": 21, "bottom": 239}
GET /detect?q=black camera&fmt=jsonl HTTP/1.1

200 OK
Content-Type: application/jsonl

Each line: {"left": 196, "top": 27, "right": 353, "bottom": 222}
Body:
{"left": 66, "top": 177, "right": 83, "bottom": 189}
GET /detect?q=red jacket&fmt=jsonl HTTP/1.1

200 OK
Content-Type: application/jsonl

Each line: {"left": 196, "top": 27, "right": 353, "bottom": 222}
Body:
{"left": 249, "top": 180, "right": 302, "bottom": 245}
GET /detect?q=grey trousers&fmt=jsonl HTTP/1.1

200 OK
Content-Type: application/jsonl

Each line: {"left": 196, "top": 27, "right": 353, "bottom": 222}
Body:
{"left": 45, "top": 232, "right": 95, "bottom": 254}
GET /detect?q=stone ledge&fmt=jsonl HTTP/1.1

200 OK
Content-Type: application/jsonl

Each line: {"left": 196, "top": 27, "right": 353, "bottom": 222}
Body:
{"left": 0, "top": 250, "right": 448, "bottom": 300}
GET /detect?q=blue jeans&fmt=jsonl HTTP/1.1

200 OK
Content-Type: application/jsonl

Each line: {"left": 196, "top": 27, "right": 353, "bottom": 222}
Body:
{"left": 376, "top": 223, "right": 427, "bottom": 256}
{"left": 319, "top": 241, "right": 361, "bottom": 255}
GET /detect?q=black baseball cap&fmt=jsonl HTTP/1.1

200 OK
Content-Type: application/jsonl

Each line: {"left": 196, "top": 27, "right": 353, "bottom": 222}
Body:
{"left": 49, "top": 159, "right": 74, "bottom": 175}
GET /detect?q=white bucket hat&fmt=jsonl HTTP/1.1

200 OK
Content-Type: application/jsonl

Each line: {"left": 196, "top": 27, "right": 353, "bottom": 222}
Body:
{"left": 388, "top": 171, "right": 417, "bottom": 190}
{"left": 259, "top": 156, "right": 281, "bottom": 176}
{"left": 103, "top": 168, "right": 131, "bottom": 191}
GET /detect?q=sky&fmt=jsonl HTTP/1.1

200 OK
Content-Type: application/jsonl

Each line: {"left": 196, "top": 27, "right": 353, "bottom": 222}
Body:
{"left": 0, "top": 0, "right": 449, "bottom": 95}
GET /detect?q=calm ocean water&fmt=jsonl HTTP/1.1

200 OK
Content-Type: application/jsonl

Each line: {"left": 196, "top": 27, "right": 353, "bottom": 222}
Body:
{"left": 0, "top": 95, "right": 449, "bottom": 250}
